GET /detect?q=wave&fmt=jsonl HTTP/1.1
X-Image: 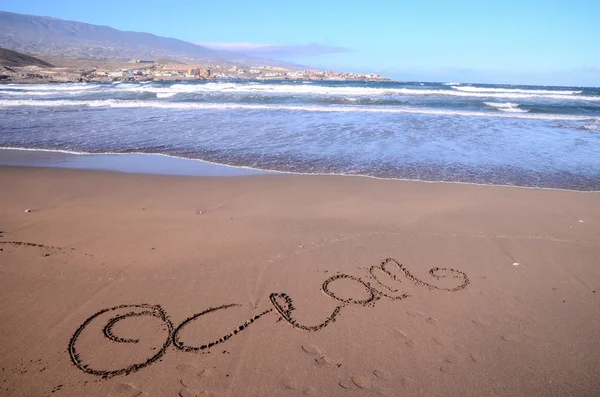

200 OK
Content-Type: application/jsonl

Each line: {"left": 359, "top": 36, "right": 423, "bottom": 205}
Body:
{"left": 156, "top": 92, "right": 177, "bottom": 98}
{"left": 442, "top": 82, "right": 461, "bottom": 86}
{"left": 111, "top": 84, "right": 600, "bottom": 101}
{"left": 453, "top": 86, "right": 582, "bottom": 95}
{"left": 1, "top": 99, "right": 597, "bottom": 121}
{"left": 2, "top": 82, "right": 599, "bottom": 101}
{"left": 483, "top": 102, "right": 528, "bottom": 113}
{"left": 1, "top": 146, "right": 596, "bottom": 193}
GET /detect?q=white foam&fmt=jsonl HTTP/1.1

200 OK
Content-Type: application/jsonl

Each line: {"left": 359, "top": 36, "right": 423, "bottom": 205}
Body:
{"left": 2, "top": 147, "right": 597, "bottom": 193}
{"left": 3, "top": 82, "right": 599, "bottom": 101}
{"left": 453, "top": 86, "right": 582, "bottom": 95}
{"left": 483, "top": 102, "right": 528, "bottom": 113}
{"left": 1, "top": 98, "right": 597, "bottom": 122}
{"left": 443, "top": 82, "right": 461, "bottom": 86}
{"left": 122, "top": 83, "right": 599, "bottom": 101}
{"left": 156, "top": 92, "right": 177, "bottom": 98}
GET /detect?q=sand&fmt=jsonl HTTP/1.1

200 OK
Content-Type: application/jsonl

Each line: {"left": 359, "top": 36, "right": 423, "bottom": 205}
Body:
{"left": 1, "top": 166, "right": 599, "bottom": 397}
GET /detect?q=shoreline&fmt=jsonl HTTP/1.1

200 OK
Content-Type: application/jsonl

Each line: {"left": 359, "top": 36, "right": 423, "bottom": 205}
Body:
{"left": 2, "top": 147, "right": 599, "bottom": 193}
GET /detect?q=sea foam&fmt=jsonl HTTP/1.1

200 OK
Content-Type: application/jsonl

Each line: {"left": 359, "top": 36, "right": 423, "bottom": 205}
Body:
{"left": 2, "top": 82, "right": 599, "bottom": 101}
{"left": 156, "top": 92, "right": 177, "bottom": 98}
{"left": 453, "top": 86, "right": 582, "bottom": 95}
{"left": 483, "top": 102, "right": 528, "bottom": 113}
{"left": 1, "top": 99, "right": 597, "bottom": 121}
{"left": 107, "top": 84, "right": 600, "bottom": 101}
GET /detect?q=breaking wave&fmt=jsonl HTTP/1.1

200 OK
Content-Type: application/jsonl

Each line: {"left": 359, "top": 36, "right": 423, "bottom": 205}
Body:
{"left": 452, "top": 86, "right": 582, "bottom": 95}
{"left": 483, "top": 102, "right": 528, "bottom": 113}
{"left": 156, "top": 92, "right": 177, "bottom": 98}
{"left": 1, "top": 99, "right": 597, "bottom": 121}
{"left": 2, "top": 82, "right": 598, "bottom": 101}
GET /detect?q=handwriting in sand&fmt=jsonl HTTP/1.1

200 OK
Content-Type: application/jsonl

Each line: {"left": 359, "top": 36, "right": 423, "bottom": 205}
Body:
{"left": 68, "top": 258, "right": 469, "bottom": 378}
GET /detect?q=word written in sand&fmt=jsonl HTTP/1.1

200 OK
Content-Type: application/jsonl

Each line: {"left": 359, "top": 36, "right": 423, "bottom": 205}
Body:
{"left": 68, "top": 258, "right": 469, "bottom": 378}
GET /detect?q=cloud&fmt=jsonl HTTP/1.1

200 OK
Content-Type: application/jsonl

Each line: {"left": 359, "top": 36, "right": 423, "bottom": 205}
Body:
{"left": 582, "top": 65, "right": 600, "bottom": 74}
{"left": 196, "top": 42, "right": 349, "bottom": 58}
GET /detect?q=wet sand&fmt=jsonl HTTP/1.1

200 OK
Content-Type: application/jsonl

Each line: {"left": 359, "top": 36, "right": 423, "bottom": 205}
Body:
{"left": 1, "top": 166, "right": 599, "bottom": 396}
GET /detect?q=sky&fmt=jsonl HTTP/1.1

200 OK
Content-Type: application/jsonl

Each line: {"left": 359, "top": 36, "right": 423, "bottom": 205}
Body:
{"left": 2, "top": 0, "right": 599, "bottom": 85}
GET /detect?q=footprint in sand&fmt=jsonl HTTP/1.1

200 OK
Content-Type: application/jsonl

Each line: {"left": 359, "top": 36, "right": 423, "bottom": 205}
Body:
{"left": 393, "top": 328, "right": 407, "bottom": 338}
{"left": 444, "top": 353, "right": 457, "bottom": 363}
{"left": 351, "top": 375, "right": 371, "bottom": 389}
{"left": 301, "top": 344, "right": 322, "bottom": 356}
{"left": 407, "top": 310, "right": 438, "bottom": 325}
{"left": 501, "top": 334, "right": 517, "bottom": 342}
{"left": 179, "top": 391, "right": 219, "bottom": 397}
{"left": 178, "top": 389, "right": 200, "bottom": 397}
{"left": 314, "top": 356, "right": 335, "bottom": 367}
{"left": 281, "top": 376, "right": 299, "bottom": 391}
{"left": 438, "top": 352, "right": 464, "bottom": 375}
{"left": 406, "top": 309, "right": 425, "bottom": 318}
{"left": 372, "top": 369, "right": 391, "bottom": 381}
{"left": 177, "top": 363, "right": 207, "bottom": 391}
{"left": 338, "top": 379, "right": 355, "bottom": 390}
{"left": 393, "top": 328, "right": 417, "bottom": 348}
{"left": 301, "top": 343, "right": 340, "bottom": 368}
{"left": 109, "top": 383, "right": 147, "bottom": 397}
{"left": 339, "top": 370, "right": 400, "bottom": 392}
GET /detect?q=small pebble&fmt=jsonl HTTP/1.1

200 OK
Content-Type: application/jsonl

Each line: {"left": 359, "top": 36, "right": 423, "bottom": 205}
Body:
{"left": 513, "top": 262, "right": 519, "bottom": 266}
{"left": 24, "top": 209, "right": 34, "bottom": 213}
{"left": 578, "top": 220, "right": 584, "bottom": 223}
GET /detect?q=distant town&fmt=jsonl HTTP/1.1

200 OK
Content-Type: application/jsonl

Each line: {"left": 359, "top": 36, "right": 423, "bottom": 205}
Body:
{"left": 0, "top": 47, "right": 391, "bottom": 84}
{"left": 97, "top": 60, "right": 390, "bottom": 82}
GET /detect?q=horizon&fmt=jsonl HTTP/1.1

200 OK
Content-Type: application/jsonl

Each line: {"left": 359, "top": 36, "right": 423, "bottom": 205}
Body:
{"left": 1, "top": 0, "right": 599, "bottom": 87}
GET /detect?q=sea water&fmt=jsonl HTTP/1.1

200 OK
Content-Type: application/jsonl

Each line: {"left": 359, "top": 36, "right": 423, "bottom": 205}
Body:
{"left": 0, "top": 80, "right": 599, "bottom": 190}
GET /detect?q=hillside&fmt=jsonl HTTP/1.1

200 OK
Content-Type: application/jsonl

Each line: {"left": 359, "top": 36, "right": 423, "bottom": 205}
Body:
{"left": 0, "top": 11, "right": 297, "bottom": 68}
{"left": 0, "top": 47, "right": 54, "bottom": 67}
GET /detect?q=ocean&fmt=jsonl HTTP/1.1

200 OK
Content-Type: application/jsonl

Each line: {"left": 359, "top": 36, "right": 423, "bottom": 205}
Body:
{"left": 1, "top": 80, "right": 599, "bottom": 190}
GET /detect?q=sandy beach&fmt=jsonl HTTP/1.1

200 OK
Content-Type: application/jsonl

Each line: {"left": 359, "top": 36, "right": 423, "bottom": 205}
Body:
{"left": 1, "top": 166, "right": 599, "bottom": 397}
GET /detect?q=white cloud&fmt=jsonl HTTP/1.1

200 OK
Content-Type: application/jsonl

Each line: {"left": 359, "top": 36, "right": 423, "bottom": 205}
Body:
{"left": 196, "top": 42, "right": 349, "bottom": 58}
{"left": 582, "top": 65, "right": 600, "bottom": 73}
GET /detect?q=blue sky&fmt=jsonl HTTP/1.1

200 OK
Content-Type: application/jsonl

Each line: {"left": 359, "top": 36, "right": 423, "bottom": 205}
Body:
{"left": 2, "top": 0, "right": 599, "bottom": 85}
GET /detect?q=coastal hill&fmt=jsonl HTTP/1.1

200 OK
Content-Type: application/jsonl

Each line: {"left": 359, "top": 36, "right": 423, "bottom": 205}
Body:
{"left": 0, "top": 11, "right": 296, "bottom": 68}
{"left": 0, "top": 47, "right": 54, "bottom": 68}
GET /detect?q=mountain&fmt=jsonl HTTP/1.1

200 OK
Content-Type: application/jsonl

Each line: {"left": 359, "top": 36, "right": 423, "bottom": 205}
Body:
{"left": 0, "top": 47, "right": 54, "bottom": 68}
{"left": 0, "top": 11, "right": 297, "bottom": 68}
